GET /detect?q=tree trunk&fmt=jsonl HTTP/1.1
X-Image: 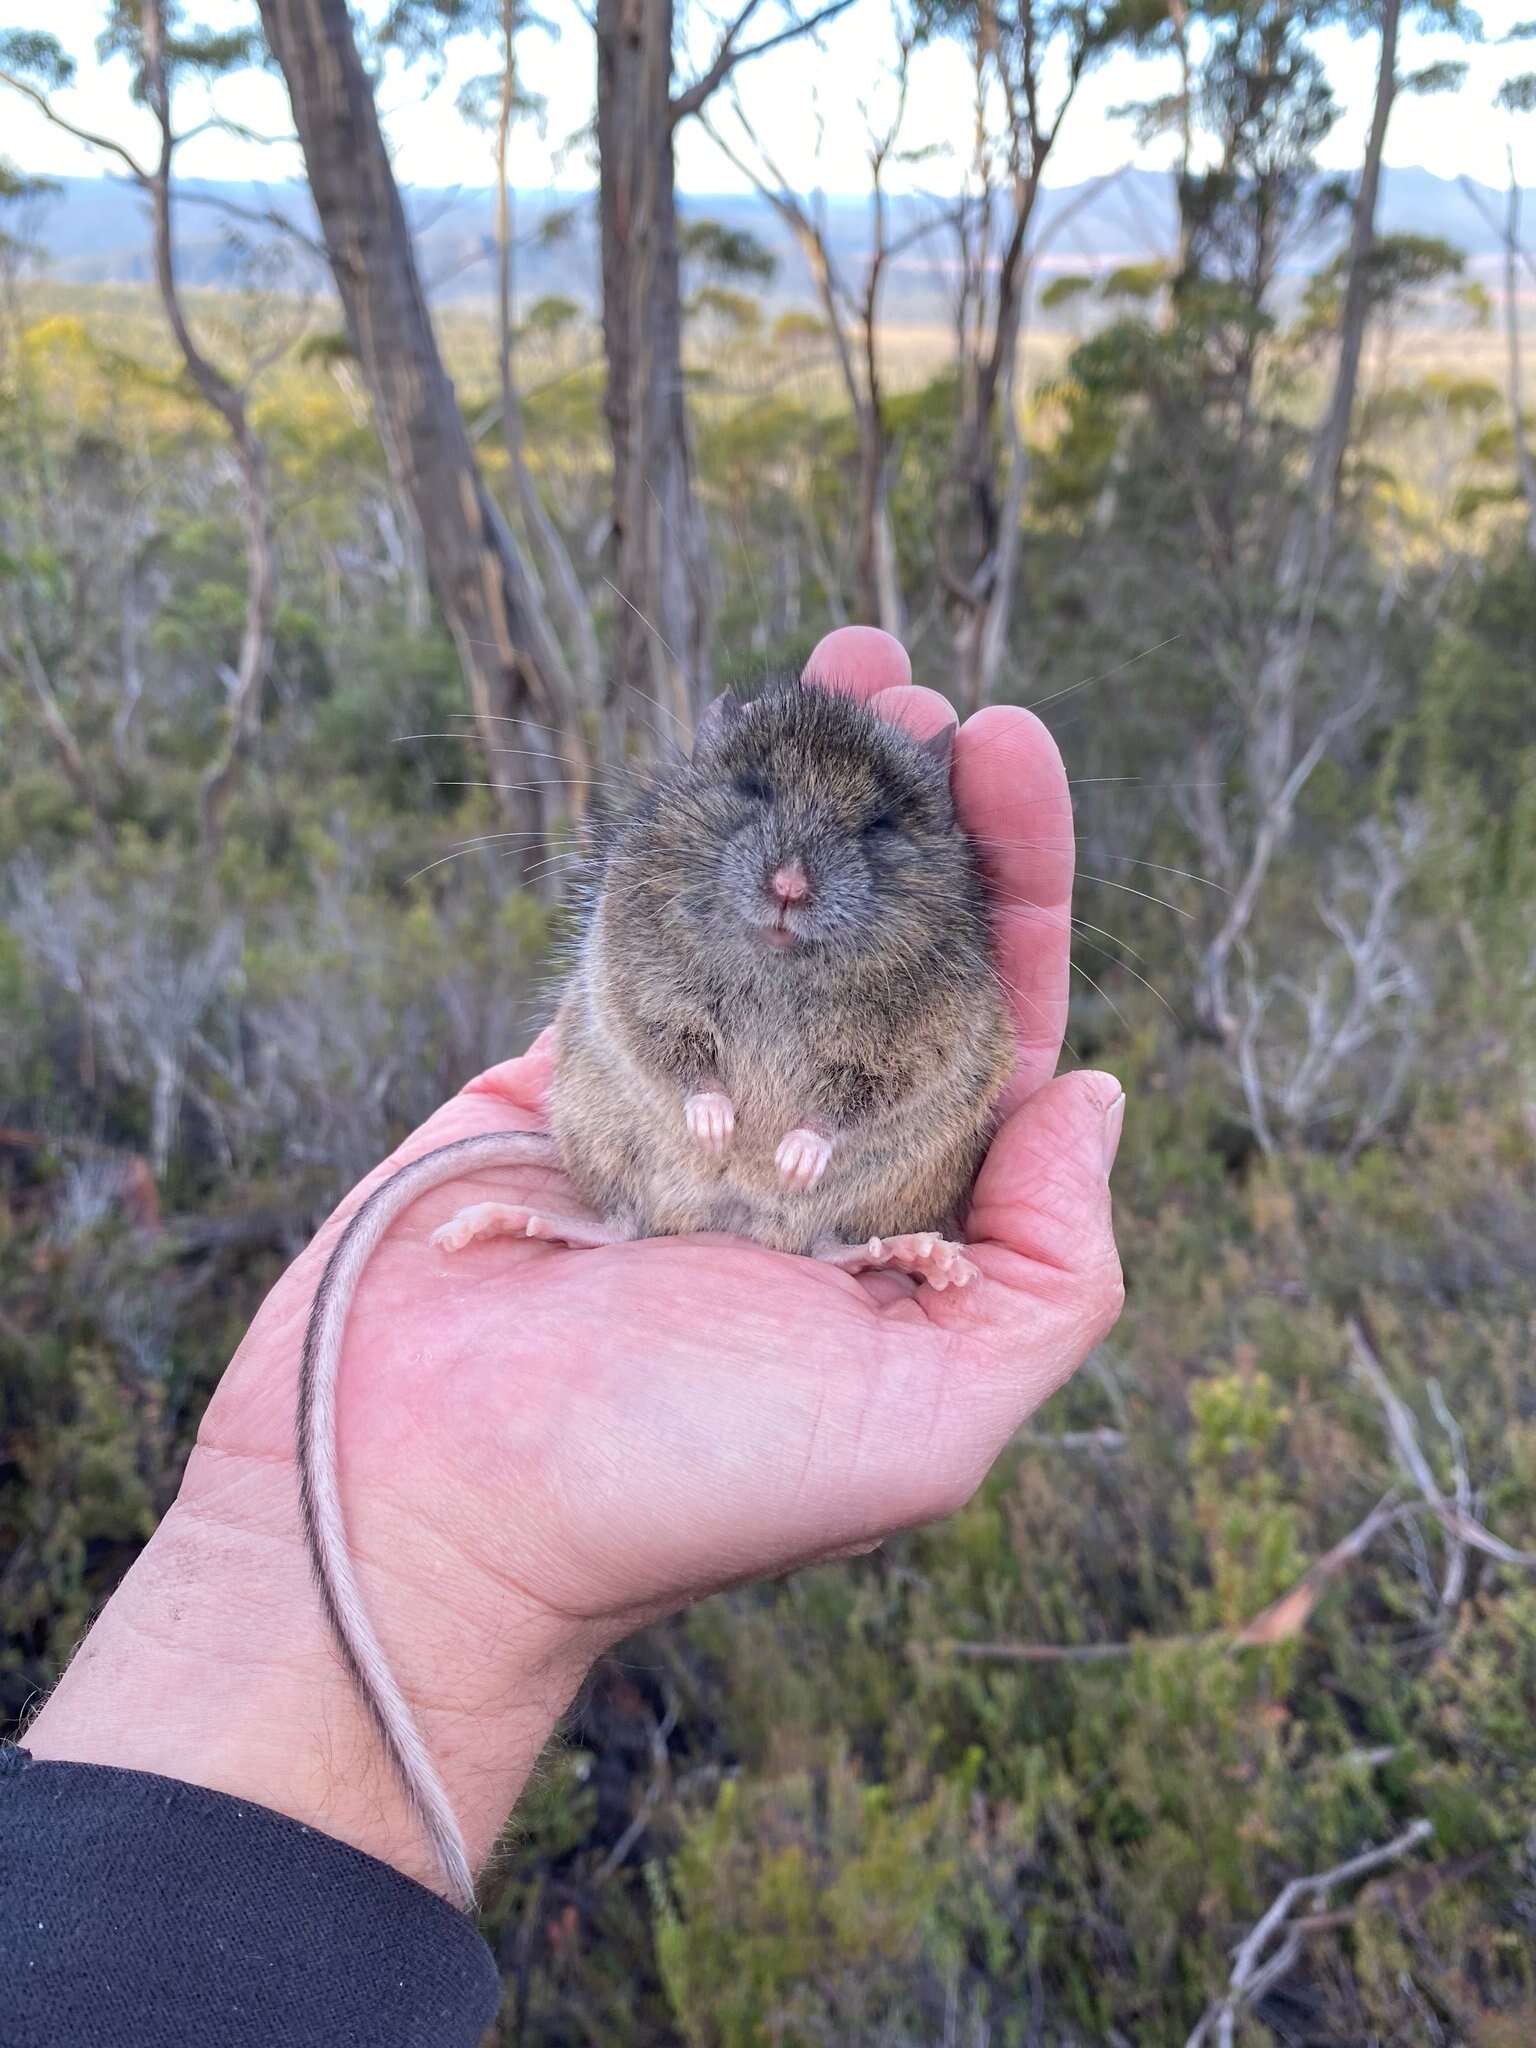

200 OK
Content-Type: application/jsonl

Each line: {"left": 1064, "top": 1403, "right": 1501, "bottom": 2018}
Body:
{"left": 949, "top": 169, "right": 1041, "bottom": 717}
{"left": 141, "top": 0, "right": 277, "bottom": 851}
{"left": 1503, "top": 152, "right": 1536, "bottom": 556}
{"left": 1198, "top": 0, "right": 1402, "bottom": 1042}
{"left": 597, "top": 0, "right": 710, "bottom": 765}
{"left": 198, "top": 431, "right": 277, "bottom": 845}
{"left": 495, "top": 11, "right": 602, "bottom": 723}
{"left": 256, "top": 0, "right": 588, "bottom": 878}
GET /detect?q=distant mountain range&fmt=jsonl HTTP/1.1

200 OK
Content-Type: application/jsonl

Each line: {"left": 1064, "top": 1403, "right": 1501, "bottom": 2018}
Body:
{"left": 13, "top": 165, "right": 1524, "bottom": 321}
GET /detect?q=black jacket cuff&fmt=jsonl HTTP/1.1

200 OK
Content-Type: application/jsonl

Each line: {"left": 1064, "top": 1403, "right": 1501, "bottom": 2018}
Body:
{"left": 0, "top": 1744, "right": 500, "bottom": 2047}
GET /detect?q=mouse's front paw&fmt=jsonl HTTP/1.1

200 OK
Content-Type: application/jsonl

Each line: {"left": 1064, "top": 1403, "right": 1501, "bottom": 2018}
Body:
{"left": 684, "top": 1090, "right": 736, "bottom": 1154}
{"left": 776, "top": 1127, "right": 834, "bottom": 1190}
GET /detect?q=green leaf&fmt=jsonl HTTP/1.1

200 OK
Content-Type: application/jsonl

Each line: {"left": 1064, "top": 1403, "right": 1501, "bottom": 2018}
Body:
{"left": 1101, "top": 261, "right": 1168, "bottom": 302}
{"left": 1401, "top": 60, "right": 1468, "bottom": 94}
{"left": 0, "top": 28, "right": 76, "bottom": 89}
{"left": 681, "top": 218, "right": 777, "bottom": 284}
{"left": 1040, "top": 273, "right": 1095, "bottom": 311}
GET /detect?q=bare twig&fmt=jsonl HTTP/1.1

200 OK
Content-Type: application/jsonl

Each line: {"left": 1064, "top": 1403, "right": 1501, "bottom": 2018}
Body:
{"left": 1426, "top": 1379, "right": 1471, "bottom": 1610}
{"left": 943, "top": 1638, "right": 1169, "bottom": 1664}
{"left": 1185, "top": 1820, "right": 1435, "bottom": 2048}
{"left": 943, "top": 1489, "right": 1452, "bottom": 1668}
{"left": 1233, "top": 1494, "right": 1402, "bottom": 1647}
{"left": 1348, "top": 1318, "right": 1536, "bottom": 1572}
{"left": 670, "top": 0, "right": 857, "bottom": 124}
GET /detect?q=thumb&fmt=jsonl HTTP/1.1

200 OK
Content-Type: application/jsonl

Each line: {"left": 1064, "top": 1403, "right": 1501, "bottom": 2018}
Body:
{"left": 909, "top": 1071, "right": 1126, "bottom": 1510}
{"left": 964, "top": 1068, "right": 1125, "bottom": 1342}
{"left": 460, "top": 1026, "right": 558, "bottom": 1113}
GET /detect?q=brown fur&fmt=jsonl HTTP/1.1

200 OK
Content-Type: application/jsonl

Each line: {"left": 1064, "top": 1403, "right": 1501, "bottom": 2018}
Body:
{"left": 553, "top": 681, "right": 1013, "bottom": 1255}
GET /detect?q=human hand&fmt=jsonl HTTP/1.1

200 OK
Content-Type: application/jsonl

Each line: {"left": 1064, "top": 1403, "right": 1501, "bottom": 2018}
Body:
{"left": 26, "top": 627, "right": 1124, "bottom": 1897}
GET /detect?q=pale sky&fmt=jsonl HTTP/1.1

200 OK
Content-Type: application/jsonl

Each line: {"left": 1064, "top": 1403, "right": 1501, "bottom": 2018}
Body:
{"left": 4, "top": 0, "right": 1533, "bottom": 197}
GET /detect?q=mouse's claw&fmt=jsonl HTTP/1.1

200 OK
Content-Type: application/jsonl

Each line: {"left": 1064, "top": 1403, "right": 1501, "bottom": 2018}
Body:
{"left": 776, "top": 1127, "right": 834, "bottom": 1191}
{"left": 684, "top": 1090, "right": 736, "bottom": 1155}
{"left": 817, "top": 1233, "right": 979, "bottom": 1291}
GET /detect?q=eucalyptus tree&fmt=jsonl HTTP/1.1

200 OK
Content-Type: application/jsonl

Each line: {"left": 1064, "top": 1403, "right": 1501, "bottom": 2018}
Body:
{"left": 704, "top": 10, "right": 944, "bottom": 636}
{"left": 382, "top": 0, "right": 602, "bottom": 717}
{"left": 256, "top": 0, "right": 590, "bottom": 882}
{"left": 1199, "top": 0, "right": 1479, "bottom": 1040}
{"left": 594, "top": 0, "right": 854, "bottom": 761}
{"left": 0, "top": 5, "right": 277, "bottom": 847}
{"left": 918, "top": 0, "right": 1142, "bottom": 714}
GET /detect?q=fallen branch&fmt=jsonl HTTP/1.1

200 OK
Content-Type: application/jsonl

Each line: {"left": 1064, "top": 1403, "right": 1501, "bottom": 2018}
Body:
{"left": 1022, "top": 1426, "right": 1128, "bottom": 1453}
{"left": 942, "top": 1492, "right": 1405, "bottom": 1665}
{"left": 943, "top": 1637, "right": 1176, "bottom": 1664}
{"left": 1186, "top": 1820, "right": 1434, "bottom": 2048}
{"left": 1234, "top": 1493, "right": 1401, "bottom": 1647}
{"left": 1348, "top": 1318, "right": 1536, "bottom": 1572}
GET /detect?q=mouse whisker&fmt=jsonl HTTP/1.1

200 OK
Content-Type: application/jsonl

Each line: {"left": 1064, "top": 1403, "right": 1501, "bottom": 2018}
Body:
{"left": 406, "top": 832, "right": 559, "bottom": 882}
{"left": 1070, "top": 925, "right": 1180, "bottom": 1024}
{"left": 989, "top": 963, "right": 1083, "bottom": 1064}
{"left": 433, "top": 779, "right": 593, "bottom": 795}
{"left": 1071, "top": 914, "right": 1149, "bottom": 964}
{"left": 1068, "top": 776, "right": 1226, "bottom": 790}
{"left": 976, "top": 838, "right": 1226, "bottom": 900}
{"left": 1025, "top": 634, "right": 1184, "bottom": 715}
{"left": 1076, "top": 873, "right": 1197, "bottom": 920}
{"left": 992, "top": 873, "right": 1194, "bottom": 923}
{"left": 598, "top": 582, "right": 687, "bottom": 696}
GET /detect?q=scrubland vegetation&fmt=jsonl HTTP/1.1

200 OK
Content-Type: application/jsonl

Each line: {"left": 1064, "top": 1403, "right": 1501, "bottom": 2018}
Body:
{"left": 3, "top": 0, "right": 1536, "bottom": 2040}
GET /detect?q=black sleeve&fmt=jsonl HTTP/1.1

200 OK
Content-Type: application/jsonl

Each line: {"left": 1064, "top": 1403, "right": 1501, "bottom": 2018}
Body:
{"left": 0, "top": 1744, "right": 501, "bottom": 2048}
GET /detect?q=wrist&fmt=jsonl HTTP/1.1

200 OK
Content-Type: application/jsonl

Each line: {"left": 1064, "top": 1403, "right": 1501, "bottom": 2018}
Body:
{"left": 25, "top": 1442, "right": 595, "bottom": 1897}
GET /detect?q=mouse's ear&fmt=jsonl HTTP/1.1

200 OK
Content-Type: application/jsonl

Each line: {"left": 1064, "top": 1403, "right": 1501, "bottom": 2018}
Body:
{"left": 918, "top": 721, "right": 957, "bottom": 778}
{"left": 693, "top": 692, "right": 746, "bottom": 757}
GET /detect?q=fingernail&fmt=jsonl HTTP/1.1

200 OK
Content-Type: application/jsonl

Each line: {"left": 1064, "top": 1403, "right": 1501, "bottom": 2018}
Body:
{"left": 1102, "top": 1092, "right": 1126, "bottom": 1177}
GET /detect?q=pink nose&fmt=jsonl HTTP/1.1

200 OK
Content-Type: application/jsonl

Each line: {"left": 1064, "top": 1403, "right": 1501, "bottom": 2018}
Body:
{"left": 770, "top": 861, "right": 809, "bottom": 905}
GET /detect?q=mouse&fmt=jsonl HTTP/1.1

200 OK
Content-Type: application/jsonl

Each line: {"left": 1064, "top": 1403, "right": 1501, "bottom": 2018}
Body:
{"left": 298, "top": 677, "right": 1014, "bottom": 1907}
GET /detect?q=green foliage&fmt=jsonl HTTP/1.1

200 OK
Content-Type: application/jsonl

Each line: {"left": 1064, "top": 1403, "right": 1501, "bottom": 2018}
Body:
{"left": 1038, "top": 271, "right": 1094, "bottom": 311}
{"left": 1299, "top": 234, "right": 1465, "bottom": 339}
{"left": 687, "top": 286, "right": 763, "bottom": 337}
{"left": 681, "top": 219, "right": 778, "bottom": 285}
{"left": 656, "top": 1764, "right": 962, "bottom": 2046}
{"left": 5, "top": 26, "right": 1536, "bottom": 2017}
{"left": 0, "top": 29, "right": 75, "bottom": 89}
{"left": 1400, "top": 59, "right": 1469, "bottom": 93}
{"left": 1101, "top": 260, "right": 1167, "bottom": 302}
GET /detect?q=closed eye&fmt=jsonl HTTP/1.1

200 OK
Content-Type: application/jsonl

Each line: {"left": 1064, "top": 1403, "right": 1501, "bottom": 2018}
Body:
{"left": 735, "top": 774, "right": 773, "bottom": 803}
{"left": 864, "top": 814, "right": 899, "bottom": 838}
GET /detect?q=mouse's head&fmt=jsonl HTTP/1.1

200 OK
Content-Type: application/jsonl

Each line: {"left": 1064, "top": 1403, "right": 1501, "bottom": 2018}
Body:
{"left": 621, "top": 680, "right": 986, "bottom": 974}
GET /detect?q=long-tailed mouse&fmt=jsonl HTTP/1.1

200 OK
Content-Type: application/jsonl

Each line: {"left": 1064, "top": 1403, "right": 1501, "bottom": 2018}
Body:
{"left": 299, "top": 678, "right": 1013, "bottom": 1906}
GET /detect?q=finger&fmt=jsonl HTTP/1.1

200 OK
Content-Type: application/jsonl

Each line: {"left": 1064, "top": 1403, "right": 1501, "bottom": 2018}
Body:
{"left": 965, "top": 1070, "right": 1123, "bottom": 1327}
{"left": 953, "top": 707, "right": 1074, "bottom": 1110}
{"left": 898, "top": 1073, "right": 1124, "bottom": 1511}
{"left": 461, "top": 1026, "right": 557, "bottom": 1114}
{"left": 868, "top": 684, "right": 957, "bottom": 746}
{"left": 802, "top": 625, "right": 911, "bottom": 700}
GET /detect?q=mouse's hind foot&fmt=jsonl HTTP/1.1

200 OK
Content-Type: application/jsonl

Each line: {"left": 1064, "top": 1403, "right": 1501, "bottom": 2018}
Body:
{"left": 431, "top": 1202, "right": 623, "bottom": 1254}
{"left": 817, "top": 1233, "right": 979, "bottom": 1291}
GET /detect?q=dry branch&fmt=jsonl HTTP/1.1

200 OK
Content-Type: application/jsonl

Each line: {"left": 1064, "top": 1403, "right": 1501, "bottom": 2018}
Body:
{"left": 1185, "top": 1820, "right": 1434, "bottom": 2048}
{"left": 1347, "top": 1318, "right": 1536, "bottom": 1574}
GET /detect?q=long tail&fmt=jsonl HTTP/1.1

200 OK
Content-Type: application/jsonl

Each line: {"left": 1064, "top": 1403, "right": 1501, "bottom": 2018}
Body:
{"left": 297, "top": 1129, "right": 560, "bottom": 1910}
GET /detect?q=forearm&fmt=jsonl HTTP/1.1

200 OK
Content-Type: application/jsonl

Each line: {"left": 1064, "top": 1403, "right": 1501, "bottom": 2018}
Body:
{"left": 25, "top": 1438, "right": 593, "bottom": 1896}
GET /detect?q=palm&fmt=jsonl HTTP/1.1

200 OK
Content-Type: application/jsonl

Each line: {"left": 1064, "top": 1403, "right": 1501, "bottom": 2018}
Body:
{"left": 195, "top": 629, "right": 1122, "bottom": 1728}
